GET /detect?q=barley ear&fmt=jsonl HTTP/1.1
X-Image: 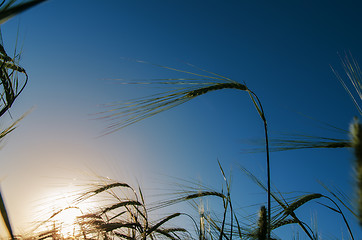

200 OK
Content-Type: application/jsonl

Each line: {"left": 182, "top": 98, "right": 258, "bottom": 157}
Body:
{"left": 257, "top": 206, "right": 267, "bottom": 240}
{"left": 350, "top": 117, "right": 362, "bottom": 225}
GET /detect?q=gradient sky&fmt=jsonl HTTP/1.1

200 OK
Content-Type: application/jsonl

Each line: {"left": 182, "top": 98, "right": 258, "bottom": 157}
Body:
{"left": 0, "top": 0, "right": 362, "bottom": 238}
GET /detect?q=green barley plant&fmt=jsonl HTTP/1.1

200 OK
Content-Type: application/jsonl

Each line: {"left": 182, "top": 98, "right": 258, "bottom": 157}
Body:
{"left": 98, "top": 60, "right": 273, "bottom": 239}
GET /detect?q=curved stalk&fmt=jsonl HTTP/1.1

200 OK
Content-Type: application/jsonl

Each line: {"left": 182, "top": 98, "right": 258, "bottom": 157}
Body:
{"left": 248, "top": 90, "right": 271, "bottom": 239}
{"left": 323, "top": 196, "right": 355, "bottom": 240}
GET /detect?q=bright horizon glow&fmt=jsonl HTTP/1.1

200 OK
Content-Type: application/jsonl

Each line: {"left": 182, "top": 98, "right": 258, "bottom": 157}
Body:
{"left": 33, "top": 180, "right": 98, "bottom": 238}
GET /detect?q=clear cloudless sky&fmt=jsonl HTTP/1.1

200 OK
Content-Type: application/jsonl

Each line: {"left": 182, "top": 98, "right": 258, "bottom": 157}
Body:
{"left": 0, "top": 0, "right": 361, "bottom": 238}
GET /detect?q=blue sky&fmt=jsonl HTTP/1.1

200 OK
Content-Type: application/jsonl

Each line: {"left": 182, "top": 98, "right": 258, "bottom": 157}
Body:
{"left": 0, "top": 0, "right": 362, "bottom": 238}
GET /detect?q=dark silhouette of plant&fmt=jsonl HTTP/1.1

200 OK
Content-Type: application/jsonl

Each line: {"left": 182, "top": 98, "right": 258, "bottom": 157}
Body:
{"left": 0, "top": 0, "right": 47, "bottom": 239}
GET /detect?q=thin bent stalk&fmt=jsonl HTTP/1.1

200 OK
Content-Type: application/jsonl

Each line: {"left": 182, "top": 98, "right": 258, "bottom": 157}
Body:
{"left": 322, "top": 196, "right": 355, "bottom": 240}
{"left": 248, "top": 90, "right": 271, "bottom": 240}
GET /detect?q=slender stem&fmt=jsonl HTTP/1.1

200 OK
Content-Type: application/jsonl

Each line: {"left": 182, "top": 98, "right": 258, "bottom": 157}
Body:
{"left": 249, "top": 90, "right": 271, "bottom": 239}
{"left": 264, "top": 120, "right": 271, "bottom": 240}
{"left": 229, "top": 200, "right": 233, "bottom": 240}
{"left": 324, "top": 196, "right": 355, "bottom": 240}
{"left": 218, "top": 196, "right": 229, "bottom": 240}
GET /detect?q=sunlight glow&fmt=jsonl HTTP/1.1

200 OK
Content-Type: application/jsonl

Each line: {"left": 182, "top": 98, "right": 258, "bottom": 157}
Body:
{"left": 52, "top": 206, "right": 83, "bottom": 238}
{"left": 35, "top": 180, "right": 98, "bottom": 239}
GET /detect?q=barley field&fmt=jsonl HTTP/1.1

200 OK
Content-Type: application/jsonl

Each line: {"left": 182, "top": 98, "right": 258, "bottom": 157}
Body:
{"left": 0, "top": 1, "right": 361, "bottom": 239}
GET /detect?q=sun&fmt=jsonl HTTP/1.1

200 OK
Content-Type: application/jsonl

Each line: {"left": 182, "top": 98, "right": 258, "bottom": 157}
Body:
{"left": 52, "top": 206, "right": 84, "bottom": 237}
{"left": 37, "top": 180, "right": 97, "bottom": 238}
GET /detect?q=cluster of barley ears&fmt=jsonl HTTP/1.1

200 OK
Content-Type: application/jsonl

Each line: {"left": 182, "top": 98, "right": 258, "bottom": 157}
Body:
{"left": 29, "top": 178, "right": 193, "bottom": 240}
{"left": 17, "top": 164, "right": 355, "bottom": 240}
{"left": 23, "top": 170, "right": 325, "bottom": 240}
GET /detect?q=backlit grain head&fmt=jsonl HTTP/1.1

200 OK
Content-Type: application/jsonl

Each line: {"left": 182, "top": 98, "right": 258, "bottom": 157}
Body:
{"left": 257, "top": 206, "right": 267, "bottom": 240}
{"left": 97, "top": 62, "right": 250, "bottom": 135}
{"left": 350, "top": 117, "right": 362, "bottom": 226}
